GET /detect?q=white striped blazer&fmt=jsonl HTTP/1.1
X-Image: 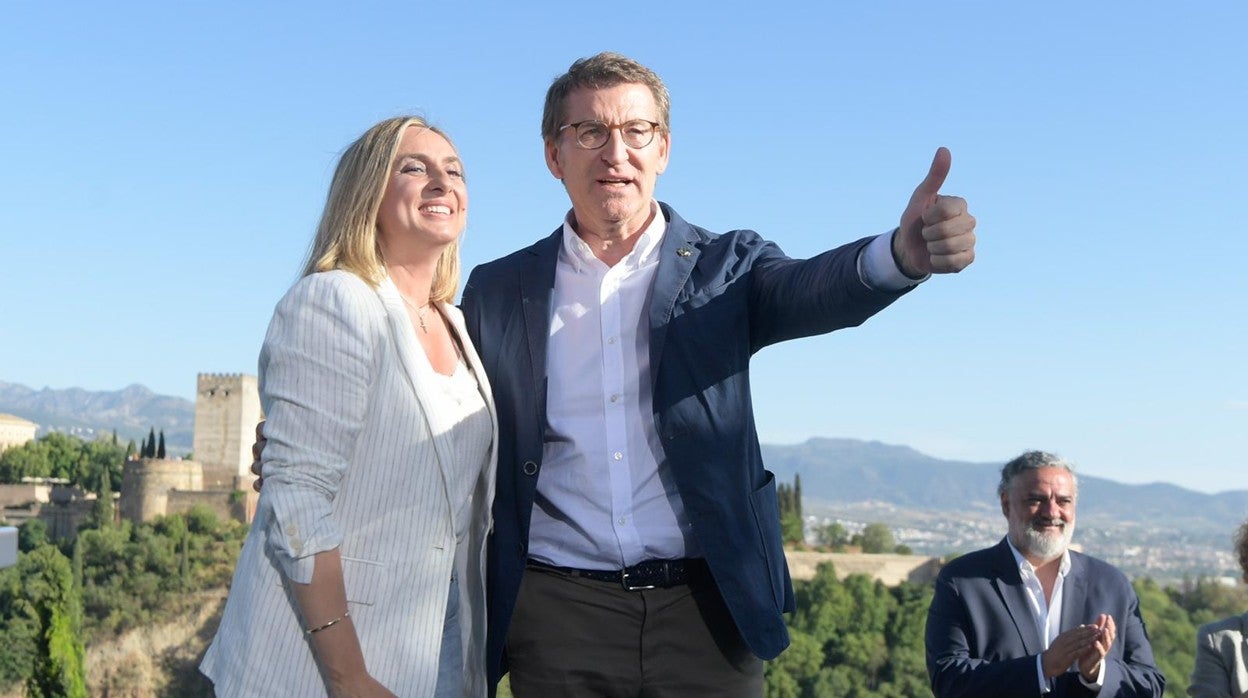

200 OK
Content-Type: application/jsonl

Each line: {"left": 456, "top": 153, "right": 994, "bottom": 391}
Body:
{"left": 201, "top": 270, "right": 498, "bottom": 697}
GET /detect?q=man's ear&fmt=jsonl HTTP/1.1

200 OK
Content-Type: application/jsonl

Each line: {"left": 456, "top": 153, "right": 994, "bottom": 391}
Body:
{"left": 655, "top": 130, "right": 671, "bottom": 175}
{"left": 545, "top": 139, "right": 564, "bottom": 180}
{"left": 1000, "top": 494, "right": 1010, "bottom": 519}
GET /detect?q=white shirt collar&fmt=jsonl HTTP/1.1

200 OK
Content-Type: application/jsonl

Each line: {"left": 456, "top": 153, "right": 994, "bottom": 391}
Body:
{"left": 559, "top": 200, "right": 666, "bottom": 273}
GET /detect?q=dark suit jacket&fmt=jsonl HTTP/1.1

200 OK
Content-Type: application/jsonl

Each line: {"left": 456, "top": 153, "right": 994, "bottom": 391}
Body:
{"left": 925, "top": 538, "right": 1165, "bottom": 697}
{"left": 461, "top": 202, "right": 907, "bottom": 688}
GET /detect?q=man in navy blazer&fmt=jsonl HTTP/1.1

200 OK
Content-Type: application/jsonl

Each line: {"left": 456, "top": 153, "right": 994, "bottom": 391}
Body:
{"left": 924, "top": 451, "right": 1165, "bottom": 697}
{"left": 462, "top": 52, "right": 978, "bottom": 696}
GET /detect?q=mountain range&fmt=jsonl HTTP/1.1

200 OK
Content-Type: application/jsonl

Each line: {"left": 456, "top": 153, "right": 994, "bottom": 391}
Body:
{"left": 0, "top": 380, "right": 193, "bottom": 453}
{"left": 762, "top": 438, "right": 1248, "bottom": 530}
{"left": 3, "top": 379, "right": 1244, "bottom": 577}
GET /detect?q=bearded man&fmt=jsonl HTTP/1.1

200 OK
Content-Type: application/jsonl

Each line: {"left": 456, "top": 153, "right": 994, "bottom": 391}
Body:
{"left": 924, "top": 451, "right": 1165, "bottom": 697}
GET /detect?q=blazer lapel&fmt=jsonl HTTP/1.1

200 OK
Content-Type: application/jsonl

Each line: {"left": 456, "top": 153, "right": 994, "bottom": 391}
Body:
{"left": 519, "top": 230, "right": 560, "bottom": 416}
{"left": 377, "top": 278, "right": 457, "bottom": 535}
{"left": 991, "top": 539, "right": 1045, "bottom": 656}
{"left": 1060, "top": 552, "right": 1089, "bottom": 632}
{"left": 648, "top": 203, "right": 699, "bottom": 373}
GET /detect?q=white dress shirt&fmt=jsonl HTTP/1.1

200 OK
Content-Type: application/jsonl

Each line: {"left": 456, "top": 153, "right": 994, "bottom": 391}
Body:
{"left": 1007, "top": 540, "right": 1106, "bottom": 694}
{"left": 528, "top": 202, "right": 918, "bottom": 570}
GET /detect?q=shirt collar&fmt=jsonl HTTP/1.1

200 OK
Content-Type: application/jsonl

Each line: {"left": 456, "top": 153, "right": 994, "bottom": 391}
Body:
{"left": 559, "top": 200, "right": 666, "bottom": 273}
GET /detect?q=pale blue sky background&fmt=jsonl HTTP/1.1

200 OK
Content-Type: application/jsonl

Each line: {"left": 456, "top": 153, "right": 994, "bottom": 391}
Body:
{"left": 2, "top": 2, "right": 1243, "bottom": 493}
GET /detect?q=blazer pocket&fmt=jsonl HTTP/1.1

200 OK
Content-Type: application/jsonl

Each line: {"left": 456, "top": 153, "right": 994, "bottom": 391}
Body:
{"left": 748, "top": 471, "right": 786, "bottom": 611}
{"left": 341, "top": 556, "right": 385, "bottom": 607}
{"left": 278, "top": 555, "right": 384, "bottom": 607}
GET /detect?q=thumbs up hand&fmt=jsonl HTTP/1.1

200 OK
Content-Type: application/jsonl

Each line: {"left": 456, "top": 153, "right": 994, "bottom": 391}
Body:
{"left": 893, "top": 147, "right": 977, "bottom": 277}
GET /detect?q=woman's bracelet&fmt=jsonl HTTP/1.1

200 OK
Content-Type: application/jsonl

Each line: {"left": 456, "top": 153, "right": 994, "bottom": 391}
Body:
{"left": 305, "top": 610, "right": 350, "bottom": 635}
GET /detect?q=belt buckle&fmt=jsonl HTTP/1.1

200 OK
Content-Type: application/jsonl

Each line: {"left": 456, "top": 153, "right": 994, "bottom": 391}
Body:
{"left": 621, "top": 565, "right": 657, "bottom": 591}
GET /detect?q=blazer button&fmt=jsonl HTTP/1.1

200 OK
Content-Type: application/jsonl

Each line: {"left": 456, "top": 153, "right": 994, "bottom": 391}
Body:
{"left": 522, "top": 460, "right": 538, "bottom": 476}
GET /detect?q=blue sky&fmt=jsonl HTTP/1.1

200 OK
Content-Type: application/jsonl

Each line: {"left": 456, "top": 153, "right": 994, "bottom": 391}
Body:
{"left": 2, "top": 2, "right": 1244, "bottom": 494}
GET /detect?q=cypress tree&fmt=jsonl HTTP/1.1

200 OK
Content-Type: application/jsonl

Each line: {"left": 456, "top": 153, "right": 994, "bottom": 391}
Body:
{"left": 157, "top": 431, "right": 166, "bottom": 459}
{"left": 20, "top": 545, "right": 88, "bottom": 698}
{"left": 145, "top": 428, "right": 156, "bottom": 458}
{"left": 794, "top": 473, "right": 803, "bottom": 520}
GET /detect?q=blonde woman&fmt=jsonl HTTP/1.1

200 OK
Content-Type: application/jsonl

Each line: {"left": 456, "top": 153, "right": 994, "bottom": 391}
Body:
{"left": 202, "top": 116, "right": 496, "bottom": 697}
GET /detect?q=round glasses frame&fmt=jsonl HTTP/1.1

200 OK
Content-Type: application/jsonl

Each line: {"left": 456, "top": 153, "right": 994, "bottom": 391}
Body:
{"left": 557, "top": 119, "right": 662, "bottom": 150}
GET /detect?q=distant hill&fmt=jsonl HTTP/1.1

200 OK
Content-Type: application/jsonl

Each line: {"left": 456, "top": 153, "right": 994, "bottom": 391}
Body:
{"left": 0, "top": 380, "right": 193, "bottom": 453}
{"left": 2, "top": 378, "right": 1243, "bottom": 555}
{"left": 761, "top": 437, "right": 1248, "bottom": 527}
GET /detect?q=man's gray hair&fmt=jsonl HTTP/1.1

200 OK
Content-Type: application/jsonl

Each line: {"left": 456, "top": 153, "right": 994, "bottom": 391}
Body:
{"left": 997, "top": 450, "right": 1078, "bottom": 497}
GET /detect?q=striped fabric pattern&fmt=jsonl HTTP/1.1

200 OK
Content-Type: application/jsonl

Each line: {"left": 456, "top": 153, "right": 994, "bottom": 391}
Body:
{"left": 201, "top": 270, "right": 497, "bottom": 697}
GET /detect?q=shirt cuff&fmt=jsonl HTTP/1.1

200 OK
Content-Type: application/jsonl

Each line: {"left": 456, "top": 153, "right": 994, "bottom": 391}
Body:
{"left": 858, "top": 229, "right": 928, "bottom": 291}
{"left": 1078, "top": 657, "right": 1107, "bottom": 691}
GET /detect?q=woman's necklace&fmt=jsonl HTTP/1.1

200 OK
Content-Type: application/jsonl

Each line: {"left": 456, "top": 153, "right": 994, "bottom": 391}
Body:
{"left": 399, "top": 294, "right": 432, "bottom": 333}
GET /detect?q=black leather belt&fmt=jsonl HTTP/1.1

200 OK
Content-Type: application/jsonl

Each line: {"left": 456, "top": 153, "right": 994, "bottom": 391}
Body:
{"left": 528, "top": 558, "right": 710, "bottom": 591}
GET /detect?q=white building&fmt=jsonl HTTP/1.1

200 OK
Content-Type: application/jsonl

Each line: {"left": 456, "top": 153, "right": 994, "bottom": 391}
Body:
{"left": 0, "top": 413, "right": 37, "bottom": 454}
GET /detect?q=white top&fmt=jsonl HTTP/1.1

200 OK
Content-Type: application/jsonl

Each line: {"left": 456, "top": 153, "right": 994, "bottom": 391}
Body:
{"left": 423, "top": 358, "right": 492, "bottom": 545}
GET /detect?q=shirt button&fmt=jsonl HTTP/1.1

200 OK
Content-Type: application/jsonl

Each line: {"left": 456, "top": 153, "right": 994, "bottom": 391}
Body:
{"left": 618, "top": 517, "right": 627, "bottom": 525}
{"left": 609, "top": 394, "right": 619, "bottom": 403}
{"left": 607, "top": 337, "right": 617, "bottom": 344}
{"left": 613, "top": 452, "right": 623, "bottom": 461}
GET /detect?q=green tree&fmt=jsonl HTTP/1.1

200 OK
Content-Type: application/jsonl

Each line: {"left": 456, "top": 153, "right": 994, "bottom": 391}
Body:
{"left": 0, "top": 439, "right": 51, "bottom": 482}
{"left": 1135, "top": 576, "right": 1195, "bottom": 696}
{"left": 781, "top": 512, "right": 805, "bottom": 546}
{"left": 857, "top": 523, "right": 895, "bottom": 554}
{"left": 793, "top": 473, "right": 803, "bottom": 520}
{"left": 17, "top": 545, "right": 88, "bottom": 698}
{"left": 1, "top": 432, "right": 127, "bottom": 495}
{"left": 817, "top": 521, "right": 849, "bottom": 551}
{"left": 83, "top": 436, "right": 126, "bottom": 494}
{"left": 18, "top": 519, "right": 49, "bottom": 552}
{"left": 42, "top": 433, "right": 90, "bottom": 483}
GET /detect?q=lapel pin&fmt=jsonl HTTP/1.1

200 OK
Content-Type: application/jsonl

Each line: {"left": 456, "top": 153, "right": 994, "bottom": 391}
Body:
{"left": 676, "top": 247, "right": 692, "bottom": 257}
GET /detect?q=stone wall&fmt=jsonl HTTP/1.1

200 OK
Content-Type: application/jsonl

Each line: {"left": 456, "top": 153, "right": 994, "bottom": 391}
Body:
{"left": 784, "top": 550, "right": 943, "bottom": 586}
{"left": 166, "top": 489, "right": 246, "bottom": 524}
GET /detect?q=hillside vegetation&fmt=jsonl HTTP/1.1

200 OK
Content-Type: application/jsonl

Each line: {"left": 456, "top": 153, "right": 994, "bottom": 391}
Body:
{"left": 2, "top": 434, "right": 1244, "bottom": 695}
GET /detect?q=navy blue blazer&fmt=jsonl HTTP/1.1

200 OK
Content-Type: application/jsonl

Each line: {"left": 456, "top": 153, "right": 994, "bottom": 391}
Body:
{"left": 461, "top": 202, "right": 908, "bottom": 688}
{"left": 925, "top": 538, "right": 1165, "bottom": 698}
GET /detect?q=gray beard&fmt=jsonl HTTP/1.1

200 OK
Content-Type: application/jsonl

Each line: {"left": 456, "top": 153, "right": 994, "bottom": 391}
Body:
{"left": 1017, "top": 524, "right": 1074, "bottom": 562}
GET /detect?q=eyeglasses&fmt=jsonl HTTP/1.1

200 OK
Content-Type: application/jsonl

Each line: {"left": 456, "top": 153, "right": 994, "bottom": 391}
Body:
{"left": 557, "top": 119, "right": 662, "bottom": 150}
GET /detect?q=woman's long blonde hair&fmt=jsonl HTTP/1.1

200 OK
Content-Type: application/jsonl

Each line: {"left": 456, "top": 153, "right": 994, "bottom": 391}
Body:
{"left": 302, "top": 116, "right": 462, "bottom": 303}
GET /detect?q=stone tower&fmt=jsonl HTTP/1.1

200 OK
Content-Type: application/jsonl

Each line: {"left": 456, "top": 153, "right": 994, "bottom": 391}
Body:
{"left": 119, "top": 457, "right": 203, "bottom": 524}
{"left": 193, "top": 373, "right": 261, "bottom": 490}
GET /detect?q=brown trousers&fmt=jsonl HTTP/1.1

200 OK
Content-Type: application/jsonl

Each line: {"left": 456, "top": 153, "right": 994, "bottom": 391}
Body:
{"left": 504, "top": 564, "right": 764, "bottom": 697}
